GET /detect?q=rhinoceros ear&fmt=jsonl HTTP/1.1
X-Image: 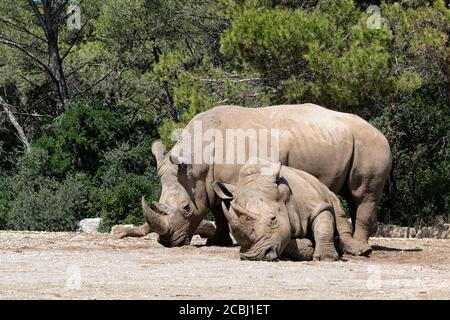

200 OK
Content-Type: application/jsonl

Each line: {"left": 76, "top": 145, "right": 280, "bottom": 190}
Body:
{"left": 151, "top": 140, "right": 166, "bottom": 163}
{"left": 239, "top": 163, "right": 260, "bottom": 180}
{"left": 277, "top": 180, "right": 291, "bottom": 202}
{"left": 260, "top": 161, "right": 282, "bottom": 179}
{"left": 213, "top": 181, "right": 235, "bottom": 200}
{"left": 168, "top": 145, "right": 193, "bottom": 175}
{"left": 240, "top": 158, "right": 282, "bottom": 180}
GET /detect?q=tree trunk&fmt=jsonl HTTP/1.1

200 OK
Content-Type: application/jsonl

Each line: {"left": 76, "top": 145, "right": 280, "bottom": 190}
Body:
{"left": 27, "top": 0, "right": 70, "bottom": 109}
{"left": 48, "top": 28, "right": 69, "bottom": 108}
{"left": 0, "top": 96, "right": 31, "bottom": 152}
{"left": 163, "top": 81, "right": 179, "bottom": 122}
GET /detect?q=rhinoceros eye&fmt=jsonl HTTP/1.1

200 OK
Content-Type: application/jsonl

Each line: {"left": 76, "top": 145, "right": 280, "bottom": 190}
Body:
{"left": 269, "top": 216, "right": 277, "bottom": 226}
{"left": 183, "top": 203, "right": 190, "bottom": 212}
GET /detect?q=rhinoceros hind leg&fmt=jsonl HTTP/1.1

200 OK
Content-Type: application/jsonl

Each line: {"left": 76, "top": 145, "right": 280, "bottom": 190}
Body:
{"left": 340, "top": 236, "right": 372, "bottom": 256}
{"left": 329, "top": 190, "right": 371, "bottom": 256}
{"left": 282, "top": 238, "right": 314, "bottom": 261}
{"left": 352, "top": 200, "right": 379, "bottom": 244}
{"left": 348, "top": 136, "right": 391, "bottom": 244}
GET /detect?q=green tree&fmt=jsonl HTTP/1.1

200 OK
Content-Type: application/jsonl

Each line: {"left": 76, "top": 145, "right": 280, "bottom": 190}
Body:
{"left": 373, "top": 86, "right": 450, "bottom": 226}
{"left": 220, "top": 0, "right": 449, "bottom": 114}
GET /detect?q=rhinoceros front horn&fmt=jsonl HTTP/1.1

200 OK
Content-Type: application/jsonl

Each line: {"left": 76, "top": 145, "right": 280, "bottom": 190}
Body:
{"left": 142, "top": 197, "right": 169, "bottom": 235}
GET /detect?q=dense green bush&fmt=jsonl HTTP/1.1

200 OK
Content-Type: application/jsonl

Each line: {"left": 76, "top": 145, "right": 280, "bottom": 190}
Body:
{"left": 6, "top": 173, "right": 90, "bottom": 231}
{"left": 2, "top": 148, "right": 89, "bottom": 231}
{"left": 34, "top": 105, "right": 124, "bottom": 177}
{"left": 97, "top": 174, "right": 159, "bottom": 229}
{"left": 373, "top": 86, "right": 450, "bottom": 226}
{"left": 93, "top": 140, "right": 161, "bottom": 229}
{"left": 0, "top": 103, "right": 160, "bottom": 231}
{"left": 0, "top": 171, "right": 13, "bottom": 229}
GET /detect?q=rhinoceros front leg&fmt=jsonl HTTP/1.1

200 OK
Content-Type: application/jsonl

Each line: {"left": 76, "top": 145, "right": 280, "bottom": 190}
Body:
{"left": 282, "top": 238, "right": 314, "bottom": 261}
{"left": 311, "top": 211, "right": 339, "bottom": 261}
{"left": 206, "top": 204, "right": 233, "bottom": 246}
{"left": 195, "top": 220, "right": 216, "bottom": 239}
{"left": 112, "top": 220, "right": 216, "bottom": 240}
{"left": 111, "top": 223, "right": 151, "bottom": 239}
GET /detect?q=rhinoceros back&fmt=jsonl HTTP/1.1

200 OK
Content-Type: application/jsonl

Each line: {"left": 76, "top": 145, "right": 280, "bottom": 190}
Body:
{"left": 187, "top": 104, "right": 356, "bottom": 192}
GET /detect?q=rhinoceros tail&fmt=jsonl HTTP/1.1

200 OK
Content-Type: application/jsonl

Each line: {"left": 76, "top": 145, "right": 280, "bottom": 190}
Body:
{"left": 384, "top": 165, "right": 396, "bottom": 196}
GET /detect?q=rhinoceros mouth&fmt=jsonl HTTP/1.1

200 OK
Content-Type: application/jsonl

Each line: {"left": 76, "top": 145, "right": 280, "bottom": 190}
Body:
{"left": 240, "top": 239, "right": 280, "bottom": 261}
{"left": 158, "top": 231, "right": 191, "bottom": 247}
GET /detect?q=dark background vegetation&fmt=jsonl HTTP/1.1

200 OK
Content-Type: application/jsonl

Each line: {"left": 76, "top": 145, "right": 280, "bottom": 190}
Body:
{"left": 0, "top": 0, "right": 449, "bottom": 231}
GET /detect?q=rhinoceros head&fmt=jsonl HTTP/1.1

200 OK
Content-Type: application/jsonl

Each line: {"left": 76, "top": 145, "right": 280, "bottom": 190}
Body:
{"left": 215, "top": 159, "right": 292, "bottom": 261}
{"left": 144, "top": 140, "right": 204, "bottom": 247}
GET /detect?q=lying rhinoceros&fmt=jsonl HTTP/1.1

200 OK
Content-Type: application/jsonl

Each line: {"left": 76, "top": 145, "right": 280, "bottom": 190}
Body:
{"left": 215, "top": 159, "right": 371, "bottom": 261}
{"left": 114, "top": 104, "right": 392, "bottom": 249}
{"left": 112, "top": 218, "right": 216, "bottom": 241}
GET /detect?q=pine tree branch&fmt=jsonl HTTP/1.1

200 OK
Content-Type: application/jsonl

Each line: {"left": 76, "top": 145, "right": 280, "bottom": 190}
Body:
{"left": 61, "top": 16, "right": 91, "bottom": 61}
{"left": 27, "top": 0, "right": 49, "bottom": 37}
{"left": 0, "top": 17, "right": 46, "bottom": 43}
{"left": 0, "top": 38, "right": 52, "bottom": 75}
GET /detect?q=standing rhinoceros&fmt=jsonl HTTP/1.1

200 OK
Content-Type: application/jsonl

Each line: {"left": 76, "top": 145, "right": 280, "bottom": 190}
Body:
{"left": 215, "top": 159, "right": 370, "bottom": 261}
{"left": 114, "top": 104, "right": 392, "bottom": 250}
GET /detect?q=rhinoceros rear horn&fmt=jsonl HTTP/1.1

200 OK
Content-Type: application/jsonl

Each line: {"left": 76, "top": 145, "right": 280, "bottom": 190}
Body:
{"left": 222, "top": 202, "right": 256, "bottom": 245}
{"left": 230, "top": 201, "right": 259, "bottom": 222}
{"left": 142, "top": 197, "right": 169, "bottom": 235}
{"left": 221, "top": 202, "right": 237, "bottom": 223}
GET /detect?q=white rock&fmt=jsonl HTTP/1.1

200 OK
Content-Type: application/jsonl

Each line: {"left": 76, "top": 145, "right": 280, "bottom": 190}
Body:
{"left": 76, "top": 218, "right": 103, "bottom": 233}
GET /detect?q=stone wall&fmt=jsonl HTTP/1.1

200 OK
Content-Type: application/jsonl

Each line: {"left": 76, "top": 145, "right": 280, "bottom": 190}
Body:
{"left": 373, "top": 223, "right": 450, "bottom": 239}
{"left": 374, "top": 224, "right": 416, "bottom": 238}
{"left": 415, "top": 224, "right": 450, "bottom": 239}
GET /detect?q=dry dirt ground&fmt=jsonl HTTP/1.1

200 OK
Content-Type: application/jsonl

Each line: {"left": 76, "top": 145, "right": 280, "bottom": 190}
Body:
{"left": 1, "top": 231, "right": 450, "bottom": 299}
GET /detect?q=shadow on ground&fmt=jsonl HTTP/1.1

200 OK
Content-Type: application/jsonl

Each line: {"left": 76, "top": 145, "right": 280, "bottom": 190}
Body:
{"left": 372, "top": 244, "right": 422, "bottom": 252}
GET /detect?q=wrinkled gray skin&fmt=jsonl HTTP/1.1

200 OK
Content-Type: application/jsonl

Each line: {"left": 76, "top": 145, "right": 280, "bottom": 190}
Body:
{"left": 112, "top": 216, "right": 216, "bottom": 244}
{"left": 114, "top": 104, "right": 392, "bottom": 249}
{"left": 216, "top": 160, "right": 372, "bottom": 261}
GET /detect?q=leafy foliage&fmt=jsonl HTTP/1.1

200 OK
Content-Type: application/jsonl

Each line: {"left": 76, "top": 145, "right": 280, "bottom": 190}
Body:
{"left": 6, "top": 173, "right": 90, "bottom": 231}
{"left": 220, "top": 0, "right": 449, "bottom": 114}
{"left": 2, "top": 148, "right": 90, "bottom": 231}
{"left": 373, "top": 86, "right": 450, "bottom": 226}
{"left": 92, "top": 140, "right": 161, "bottom": 228}
{"left": 34, "top": 105, "right": 123, "bottom": 176}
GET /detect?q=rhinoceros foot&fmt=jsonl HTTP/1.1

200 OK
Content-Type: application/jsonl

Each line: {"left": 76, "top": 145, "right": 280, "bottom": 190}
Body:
{"left": 111, "top": 225, "right": 130, "bottom": 239}
{"left": 195, "top": 220, "right": 216, "bottom": 239}
{"left": 341, "top": 237, "right": 372, "bottom": 257}
{"left": 313, "top": 243, "right": 339, "bottom": 261}
{"left": 285, "top": 238, "right": 314, "bottom": 261}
